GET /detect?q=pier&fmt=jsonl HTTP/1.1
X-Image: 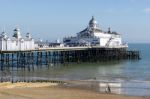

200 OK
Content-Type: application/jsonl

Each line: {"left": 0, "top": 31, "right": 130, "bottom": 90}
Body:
{"left": 0, "top": 46, "right": 140, "bottom": 70}
{"left": 0, "top": 46, "right": 141, "bottom": 82}
{"left": 0, "top": 17, "right": 141, "bottom": 73}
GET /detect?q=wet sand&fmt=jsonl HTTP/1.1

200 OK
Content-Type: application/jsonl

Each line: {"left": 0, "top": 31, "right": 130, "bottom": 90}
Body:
{"left": 0, "top": 82, "right": 149, "bottom": 99}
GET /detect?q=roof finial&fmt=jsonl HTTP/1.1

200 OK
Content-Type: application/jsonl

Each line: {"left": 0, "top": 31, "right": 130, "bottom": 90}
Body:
{"left": 108, "top": 27, "right": 111, "bottom": 33}
{"left": 92, "top": 16, "right": 94, "bottom": 20}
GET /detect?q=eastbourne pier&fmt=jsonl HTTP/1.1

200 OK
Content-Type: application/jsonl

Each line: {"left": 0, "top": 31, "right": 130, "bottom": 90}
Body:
{"left": 0, "top": 16, "right": 141, "bottom": 71}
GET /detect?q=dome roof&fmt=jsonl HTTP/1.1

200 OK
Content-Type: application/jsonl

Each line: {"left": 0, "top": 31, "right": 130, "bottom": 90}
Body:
{"left": 1, "top": 31, "right": 6, "bottom": 35}
{"left": 26, "top": 32, "right": 31, "bottom": 38}
{"left": 13, "top": 27, "right": 22, "bottom": 39}
{"left": 14, "top": 28, "right": 20, "bottom": 31}
{"left": 1, "top": 31, "right": 7, "bottom": 38}
{"left": 89, "top": 16, "right": 97, "bottom": 25}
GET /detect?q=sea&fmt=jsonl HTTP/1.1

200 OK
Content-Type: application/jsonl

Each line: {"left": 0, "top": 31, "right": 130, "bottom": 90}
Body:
{"left": 0, "top": 43, "right": 150, "bottom": 96}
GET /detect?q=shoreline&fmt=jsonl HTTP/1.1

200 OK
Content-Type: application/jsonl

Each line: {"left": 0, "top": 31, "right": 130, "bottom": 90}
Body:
{"left": 0, "top": 81, "right": 149, "bottom": 99}
{"left": 0, "top": 82, "right": 58, "bottom": 89}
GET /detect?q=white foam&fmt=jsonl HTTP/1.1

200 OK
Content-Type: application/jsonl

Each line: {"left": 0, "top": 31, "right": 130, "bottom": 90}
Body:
{"left": 99, "top": 82, "right": 121, "bottom": 87}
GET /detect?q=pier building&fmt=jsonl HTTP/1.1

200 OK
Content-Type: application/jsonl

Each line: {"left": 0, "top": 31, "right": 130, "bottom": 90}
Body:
{"left": 0, "top": 28, "right": 35, "bottom": 51}
{"left": 63, "top": 16, "right": 127, "bottom": 47}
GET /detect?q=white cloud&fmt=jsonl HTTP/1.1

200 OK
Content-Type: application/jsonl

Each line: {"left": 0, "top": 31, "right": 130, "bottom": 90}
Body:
{"left": 143, "top": 8, "right": 150, "bottom": 14}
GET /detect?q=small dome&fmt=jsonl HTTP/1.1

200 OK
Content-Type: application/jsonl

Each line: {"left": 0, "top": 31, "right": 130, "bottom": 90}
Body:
{"left": 13, "top": 27, "right": 22, "bottom": 39}
{"left": 1, "top": 31, "right": 6, "bottom": 35}
{"left": 89, "top": 16, "right": 97, "bottom": 25}
{"left": 26, "top": 32, "right": 31, "bottom": 38}
{"left": 1, "top": 31, "right": 7, "bottom": 38}
{"left": 14, "top": 28, "right": 20, "bottom": 31}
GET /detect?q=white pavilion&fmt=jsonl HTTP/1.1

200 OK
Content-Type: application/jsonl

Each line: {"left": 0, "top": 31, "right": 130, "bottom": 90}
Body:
{"left": 0, "top": 28, "right": 35, "bottom": 51}
{"left": 63, "top": 16, "right": 126, "bottom": 47}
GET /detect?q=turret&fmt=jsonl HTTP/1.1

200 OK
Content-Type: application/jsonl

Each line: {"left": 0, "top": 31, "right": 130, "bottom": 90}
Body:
{"left": 26, "top": 32, "right": 32, "bottom": 39}
{"left": 1, "top": 31, "right": 7, "bottom": 38}
{"left": 13, "top": 28, "right": 22, "bottom": 39}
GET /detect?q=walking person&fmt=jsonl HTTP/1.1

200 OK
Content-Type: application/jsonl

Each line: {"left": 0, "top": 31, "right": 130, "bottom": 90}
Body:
{"left": 105, "top": 84, "right": 111, "bottom": 93}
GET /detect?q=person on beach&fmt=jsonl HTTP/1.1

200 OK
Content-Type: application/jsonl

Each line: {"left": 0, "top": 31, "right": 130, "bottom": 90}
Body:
{"left": 105, "top": 84, "right": 111, "bottom": 93}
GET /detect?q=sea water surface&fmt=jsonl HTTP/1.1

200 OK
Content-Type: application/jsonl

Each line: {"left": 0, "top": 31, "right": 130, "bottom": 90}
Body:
{"left": 1, "top": 43, "right": 150, "bottom": 96}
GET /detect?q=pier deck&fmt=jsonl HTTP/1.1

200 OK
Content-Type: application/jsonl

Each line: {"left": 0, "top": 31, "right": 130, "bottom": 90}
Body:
{"left": 0, "top": 45, "right": 128, "bottom": 53}
{"left": 0, "top": 46, "right": 140, "bottom": 69}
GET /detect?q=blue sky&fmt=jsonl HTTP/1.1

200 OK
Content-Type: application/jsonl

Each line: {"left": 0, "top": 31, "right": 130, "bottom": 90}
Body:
{"left": 0, "top": 0, "right": 150, "bottom": 43}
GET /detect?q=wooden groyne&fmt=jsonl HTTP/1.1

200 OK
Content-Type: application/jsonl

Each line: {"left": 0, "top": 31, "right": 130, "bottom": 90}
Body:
{"left": 0, "top": 47, "right": 140, "bottom": 70}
